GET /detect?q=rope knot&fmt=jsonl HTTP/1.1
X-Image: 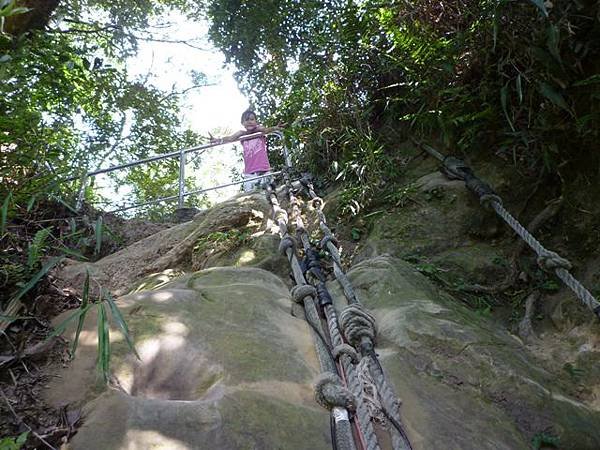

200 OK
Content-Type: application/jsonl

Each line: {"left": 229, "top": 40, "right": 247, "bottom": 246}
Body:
{"left": 290, "top": 284, "right": 316, "bottom": 304}
{"left": 332, "top": 344, "right": 359, "bottom": 364}
{"left": 479, "top": 193, "right": 502, "bottom": 209}
{"left": 274, "top": 208, "right": 288, "bottom": 223}
{"left": 340, "top": 304, "right": 376, "bottom": 349}
{"left": 278, "top": 236, "right": 296, "bottom": 256}
{"left": 537, "top": 250, "right": 572, "bottom": 272}
{"left": 314, "top": 373, "right": 356, "bottom": 411}
{"left": 311, "top": 197, "right": 324, "bottom": 209}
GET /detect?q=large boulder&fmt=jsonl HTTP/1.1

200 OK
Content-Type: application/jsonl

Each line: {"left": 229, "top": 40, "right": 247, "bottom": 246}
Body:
{"left": 47, "top": 267, "right": 330, "bottom": 450}
{"left": 47, "top": 255, "right": 600, "bottom": 449}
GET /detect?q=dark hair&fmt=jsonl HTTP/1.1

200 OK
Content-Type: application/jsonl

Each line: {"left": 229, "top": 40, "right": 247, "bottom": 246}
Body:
{"left": 240, "top": 109, "right": 257, "bottom": 123}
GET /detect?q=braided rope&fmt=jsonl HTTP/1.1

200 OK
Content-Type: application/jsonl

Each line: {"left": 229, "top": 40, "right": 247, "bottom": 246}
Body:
{"left": 286, "top": 178, "right": 380, "bottom": 450}
{"left": 491, "top": 201, "right": 600, "bottom": 317}
{"left": 267, "top": 184, "right": 355, "bottom": 449}
{"left": 325, "top": 304, "right": 382, "bottom": 450}
{"left": 300, "top": 177, "right": 413, "bottom": 449}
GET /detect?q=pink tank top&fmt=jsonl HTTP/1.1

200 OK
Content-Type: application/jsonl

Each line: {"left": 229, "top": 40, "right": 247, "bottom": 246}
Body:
{"left": 241, "top": 135, "right": 271, "bottom": 174}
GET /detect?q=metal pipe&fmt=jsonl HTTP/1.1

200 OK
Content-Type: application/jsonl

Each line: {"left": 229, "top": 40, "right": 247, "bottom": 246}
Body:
{"left": 71, "top": 131, "right": 279, "bottom": 180}
{"left": 108, "top": 171, "right": 282, "bottom": 213}
{"left": 178, "top": 147, "right": 186, "bottom": 208}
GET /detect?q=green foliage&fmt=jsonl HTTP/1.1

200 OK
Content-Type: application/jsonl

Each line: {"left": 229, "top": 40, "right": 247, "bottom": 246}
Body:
{"left": 0, "top": 432, "right": 28, "bottom": 450}
{"left": 563, "top": 362, "right": 584, "bottom": 380}
{"left": 27, "top": 227, "right": 52, "bottom": 269}
{"left": 531, "top": 432, "right": 559, "bottom": 449}
{"left": 207, "top": 0, "right": 600, "bottom": 188}
{"left": 50, "top": 279, "right": 139, "bottom": 384}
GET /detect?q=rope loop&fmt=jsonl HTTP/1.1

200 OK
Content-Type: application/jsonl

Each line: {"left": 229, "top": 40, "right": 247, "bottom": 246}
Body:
{"left": 537, "top": 250, "right": 572, "bottom": 272}
{"left": 479, "top": 193, "right": 502, "bottom": 209}
{"left": 278, "top": 236, "right": 296, "bottom": 256}
{"left": 314, "top": 372, "right": 356, "bottom": 411}
{"left": 290, "top": 284, "right": 317, "bottom": 304}
{"left": 332, "top": 344, "right": 359, "bottom": 364}
{"left": 340, "top": 304, "right": 377, "bottom": 348}
{"left": 311, "top": 196, "right": 324, "bottom": 209}
{"left": 274, "top": 208, "right": 288, "bottom": 223}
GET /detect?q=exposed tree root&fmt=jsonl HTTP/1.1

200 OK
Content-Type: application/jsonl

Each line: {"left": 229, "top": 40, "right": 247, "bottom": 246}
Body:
{"left": 460, "top": 196, "right": 564, "bottom": 294}
{"left": 518, "top": 291, "right": 540, "bottom": 342}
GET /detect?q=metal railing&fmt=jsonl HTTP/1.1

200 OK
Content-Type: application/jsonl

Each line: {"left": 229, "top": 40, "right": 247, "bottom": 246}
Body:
{"left": 75, "top": 131, "right": 291, "bottom": 213}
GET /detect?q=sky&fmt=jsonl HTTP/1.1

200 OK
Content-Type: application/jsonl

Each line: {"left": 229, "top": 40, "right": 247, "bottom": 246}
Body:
{"left": 94, "top": 11, "right": 249, "bottom": 211}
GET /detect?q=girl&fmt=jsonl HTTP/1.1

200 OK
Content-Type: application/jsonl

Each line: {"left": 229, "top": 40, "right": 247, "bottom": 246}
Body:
{"left": 211, "top": 109, "right": 284, "bottom": 192}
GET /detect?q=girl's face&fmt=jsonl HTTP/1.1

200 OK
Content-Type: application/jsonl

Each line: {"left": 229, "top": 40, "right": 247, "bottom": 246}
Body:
{"left": 242, "top": 114, "right": 258, "bottom": 131}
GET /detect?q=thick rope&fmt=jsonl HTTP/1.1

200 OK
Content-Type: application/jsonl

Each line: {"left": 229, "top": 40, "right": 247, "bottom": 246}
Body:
{"left": 418, "top": 144, "right": 600, "bottom": 320}
{"left": 490, "top": 201, "right": 600, "bottom": 317}
{"left": 266, "top": 184, "right": 355, "bottom": 450}
{"left": 287, "top": 180, "right": 380, "bottom": 450}
{"left": 299, "top": 176, "right": 413, "bottom": 450}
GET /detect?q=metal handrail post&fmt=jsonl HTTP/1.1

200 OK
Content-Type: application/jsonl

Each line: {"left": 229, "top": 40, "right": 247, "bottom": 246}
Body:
{"left": 178, "top": 147, "right": 186, "bottom": 208}
{"left": 271, "top": 131, "right": 292, "bottom": 169}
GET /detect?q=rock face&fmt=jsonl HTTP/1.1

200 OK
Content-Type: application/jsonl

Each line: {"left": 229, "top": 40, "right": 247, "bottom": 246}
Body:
{"left": 48, "top": 189, "right": 600, "bottom": 449}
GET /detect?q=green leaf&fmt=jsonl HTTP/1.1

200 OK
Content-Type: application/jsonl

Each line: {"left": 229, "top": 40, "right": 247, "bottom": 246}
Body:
{"left": 0, "top": 54, "right": 10, "bottom": 63}
{"left": 528, "top": 0, "right": 548, "bottom": 18}
{"left": 56, "top": 245, "right": 89, "bottom": 260}
{"left": 1, "top": 192, "right": 11, "bottom": 237}
{"left": 26, "top": 194, "right": 37, "bottom": 212}
{"left": 516, "top": 74, "right": 523, "bottom": 104}
{"left": 573, "top": 74, "right": 600, "bottom": 87}
{"left": 538, "top": 82, "right": 571, "bottom": 113}
{"left": 531, "top": 432, "right": 559, "bottom": 449}
{"left": 11, "top": 256, "right": 64, "bottom": 302}
{"left": 94, "top": 216, "right": 103, "bottom": 255}
{"left": 49, "top": 194, "right": 78, "bottom": 214}
{"left": 500, "top": 83, "right": 515, "bottom": 132}
{"left": 46, "top": 304, "right": 94, "bottom": 340}
{"left": 27, "top": 227, "right": 52, "bottom": 269}
{"left": 546, "top": 24, "right": 561, "bottom": 64}
{"left": 97, "top": 302, "right": 111, "bottom": 383}
{"left": 71, "top": 270, "right": 91, "bottom": 356}
{"left": 104, "top": 290, "right": 140, "bottom": 359}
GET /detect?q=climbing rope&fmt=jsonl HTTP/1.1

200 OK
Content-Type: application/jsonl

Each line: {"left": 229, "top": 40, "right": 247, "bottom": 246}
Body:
{"left": 265, "top": 181, "right": 356, "bottom": 450}
{"left": 418, "top": 143, "right": 600, "bottom": 320}
{"left": 283, "top": 178, "right": 379, "bottom": 450}
{"left": 297, "top": 175, "right": 413, "bottom": 450}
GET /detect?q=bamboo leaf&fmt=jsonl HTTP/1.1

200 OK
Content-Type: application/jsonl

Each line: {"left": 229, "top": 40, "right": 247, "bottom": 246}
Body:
{"left": 1, "top": 192, "right": 11, "bottom": 237}
{"left": 516, "top": 74, "right": 523, "bottom": 104}
{"left": 56, "top": 245, "right": 89, "bottom": 260}
{"left": 573, "top": 74, "right": 600, "bottom": 87}
{"left": 12, "top": 256, "right": 64, "bottom": 302}
{"left": 547, "top": 24, "right": 561, "bottom": 64}
{"left": 104, "top": 290, "right": 140, "bottom": 359}
{"left": 71, "top": 270, "right": 91, "bottom": 356}
{"left": 538, "top": 82, "right": 571, "bottom": 113}
{"left": 94, "top": 216, "right": 103, "bottom": 255}
{"left": 49, "top": 194, "right": 78, "bottom": 214}
{"left": 500, "top": 83, "right": 515, "bottom": 132}
{"left": 26, "top": 194, "right": 38, "bottom": 212}
{"left": 97, "top": 302, "right": 110, "bottom": 383}
{"left": 528, "top": 0, "right": 548, "bottom": 18}
{"left": 46, "top": 304, "right": 93, "bottom": 340}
